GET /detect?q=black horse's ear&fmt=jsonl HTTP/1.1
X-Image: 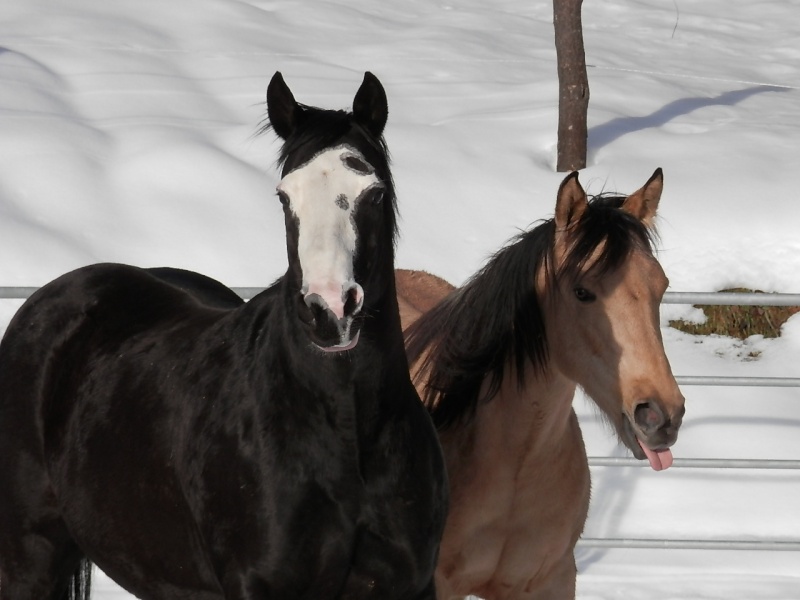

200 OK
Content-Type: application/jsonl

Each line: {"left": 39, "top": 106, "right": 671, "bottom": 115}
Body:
{"left": 267, "top": 72, "right": 299, "bottom": 140}
{"left": 353, "top": 72, "right": 388, "bottom": 138}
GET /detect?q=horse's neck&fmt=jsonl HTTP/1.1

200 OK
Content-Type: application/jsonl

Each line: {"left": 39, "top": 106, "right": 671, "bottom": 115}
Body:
{"left": 445, "top": 363, "right": 579, "bottom": 469}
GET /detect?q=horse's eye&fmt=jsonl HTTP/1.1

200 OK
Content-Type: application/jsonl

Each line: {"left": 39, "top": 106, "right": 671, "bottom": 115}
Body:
{"left": 367, "top": 188, "right": 384, "bottom": 206}
{"left": 574, "top": 286, "right": 596, "bottom": 303}
{"left": 277, "top": 190, "right": 289, "bottom": 206}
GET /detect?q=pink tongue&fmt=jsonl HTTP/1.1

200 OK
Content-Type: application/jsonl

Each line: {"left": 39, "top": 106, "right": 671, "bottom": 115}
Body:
{"left": 638, "top": 440, "right": 674, "bottom": 471}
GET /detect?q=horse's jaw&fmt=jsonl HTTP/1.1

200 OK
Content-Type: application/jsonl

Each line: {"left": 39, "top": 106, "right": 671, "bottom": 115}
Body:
{"left": 621, "top": 417, "right": 674, "bottom": 471}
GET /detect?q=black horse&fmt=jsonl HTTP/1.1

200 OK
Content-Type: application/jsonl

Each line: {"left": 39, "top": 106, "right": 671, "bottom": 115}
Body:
{"left": 0, "top": 72, "right": 448, "bottom": 600}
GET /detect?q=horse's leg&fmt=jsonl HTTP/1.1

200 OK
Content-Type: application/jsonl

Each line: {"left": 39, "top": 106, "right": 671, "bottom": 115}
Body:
{"left": 0, "top": 460, "right": 87, "bottom": 600}
{"left": 434, "top": 571, "right": 467, "bottom": 600}
{"left": 526, "top": 554, "right": 576, "bottom": 600}
{"left": 0, "top": 518, "right": 86, "bottom": 600}
{"left": 410, "top": 579, "right": 439, "bottom": 600}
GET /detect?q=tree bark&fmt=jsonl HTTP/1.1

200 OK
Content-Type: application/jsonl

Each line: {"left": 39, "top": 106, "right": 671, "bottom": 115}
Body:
{"left": 553, "top": 0, "right": 589, "bottom": 172}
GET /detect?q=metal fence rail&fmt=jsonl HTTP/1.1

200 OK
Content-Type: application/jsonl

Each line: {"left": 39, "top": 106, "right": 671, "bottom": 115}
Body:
{"left": 0, "top": 287, "right": 37, "bottom": 299}
{"left": 676, "top": 376, "right": 800, "bottom": 387}
{"left": 663, "top": 291, "right": 800, "bottom": 390}
{"left": 582, "top": 289, "right": 800, "bottom": 552}
{"left": 588, "top": 457, "right": 800, "bottom": 469}
{"left": 577, "top": 539, "right": 800, "bottom": 552}
{"left": 663, "top": 291, "right": 800, "bottom": 306}
{"left": 2, "top": 287, "right": 799, "bottom": 553}
{"left": 3, "top": 288, "right": 800, "bottom": 305}
{"left": 0, "top": 286, "right": 269, "bottom": 300}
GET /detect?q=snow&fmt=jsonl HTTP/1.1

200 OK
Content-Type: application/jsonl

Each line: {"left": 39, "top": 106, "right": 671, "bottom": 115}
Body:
{"left": 1, "top": 0, "right": 799, "bottom": 597}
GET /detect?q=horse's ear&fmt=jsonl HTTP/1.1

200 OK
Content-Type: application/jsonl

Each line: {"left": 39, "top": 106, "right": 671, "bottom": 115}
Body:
{"left": 555, "top": 171, "right": 588, "bottom": 230}
{"left": 622, "top": 168, "right": 663, "bottom": 227}
{"left": 267, "top": 71, "right": 300, "bottom": 140}
{"left": 353, "top": 72, "right": 388, "bottom": 138}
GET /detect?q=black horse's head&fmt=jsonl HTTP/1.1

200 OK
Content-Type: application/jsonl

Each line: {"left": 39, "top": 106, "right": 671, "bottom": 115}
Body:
{"left": 266, "top": 72, "right": 398, "bottom": 353}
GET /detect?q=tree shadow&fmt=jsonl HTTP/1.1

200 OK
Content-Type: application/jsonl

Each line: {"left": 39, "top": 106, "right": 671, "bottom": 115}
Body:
{"left": 589, "top": 85, "right": 789, "bottom": 150}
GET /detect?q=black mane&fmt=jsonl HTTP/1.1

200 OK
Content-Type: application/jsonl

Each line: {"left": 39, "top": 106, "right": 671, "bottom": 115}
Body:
{"left": 405, "top": 194, "right": 657, "bottom": 430}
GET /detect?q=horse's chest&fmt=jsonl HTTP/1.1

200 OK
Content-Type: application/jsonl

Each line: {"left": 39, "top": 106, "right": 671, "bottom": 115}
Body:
{"left": 203, "top": 407, "right": 428, "bottom": 596}
{"left": 440, "top": 422, "right": 590, "bottom": 595}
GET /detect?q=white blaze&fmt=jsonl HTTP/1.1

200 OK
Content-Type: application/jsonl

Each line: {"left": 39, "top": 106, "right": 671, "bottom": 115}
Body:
{"left": 277, "top": 146, "right": 379, "bottom": 319}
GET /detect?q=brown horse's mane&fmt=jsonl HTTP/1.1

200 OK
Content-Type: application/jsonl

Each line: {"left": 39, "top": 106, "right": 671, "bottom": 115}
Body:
{"left": 404, "top": 195, "right": 658, "bottom": 430}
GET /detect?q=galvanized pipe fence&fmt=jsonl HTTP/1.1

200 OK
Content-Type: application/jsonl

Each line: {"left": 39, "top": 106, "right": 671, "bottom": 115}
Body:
{"left": 1, "top": 287, "right": 799, "bottom": 552}
{"left": 582, "top": 291, "right": 800, "bottom": 552}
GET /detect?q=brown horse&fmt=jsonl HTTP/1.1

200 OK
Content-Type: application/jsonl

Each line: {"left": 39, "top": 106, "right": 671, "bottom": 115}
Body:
{"left": 396, "top": 169, "right": 685, "bottom": 600}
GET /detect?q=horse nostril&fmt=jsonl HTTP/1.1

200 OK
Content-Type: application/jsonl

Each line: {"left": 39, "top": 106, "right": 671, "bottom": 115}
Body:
{"left": 633, "top": 401, "right": 665, "bottom": 435}
{"left": 303, "top": 293, "right": 330, "bottom": 323}
{"left": 304, "top": 292, "right": 324, "bottom": 311}
{"left": 343, "top": 283, "right": 364, "bottom": 317}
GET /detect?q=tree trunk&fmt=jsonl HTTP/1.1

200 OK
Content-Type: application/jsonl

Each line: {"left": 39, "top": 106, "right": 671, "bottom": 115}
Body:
{"left": 553, "top": 0, "right": 589, "bottom": 172}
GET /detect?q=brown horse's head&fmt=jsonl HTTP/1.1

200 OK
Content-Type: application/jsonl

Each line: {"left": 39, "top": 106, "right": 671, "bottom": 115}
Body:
{"left": 540, "top": 169, "right": 685, "bottom": 470}
{"left": 404, "top": 169, "right": 684, "bottom": 470}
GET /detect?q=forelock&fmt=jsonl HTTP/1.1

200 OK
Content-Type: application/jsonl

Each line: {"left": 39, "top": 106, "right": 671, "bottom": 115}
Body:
{"left": 558, "top": 195, "right": 656, "bottom": 280}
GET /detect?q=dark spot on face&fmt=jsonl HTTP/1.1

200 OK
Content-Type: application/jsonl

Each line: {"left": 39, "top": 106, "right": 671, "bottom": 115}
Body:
{"left": 335, "top": 194, "right": 350, "bottom": 211}
{"left": 343, "top": 155, "right": 373, "bottom": 175}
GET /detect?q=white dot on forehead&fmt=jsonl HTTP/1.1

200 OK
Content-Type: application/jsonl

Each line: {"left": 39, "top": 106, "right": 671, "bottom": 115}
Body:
{"left": 282, "top": 145, "right": 372, "bottom": 178}
{"left": 277, "top": 146, "right": 380, "bottom": 217}
{"left": 283, "top": 146, "right": 374, "bottom": 183}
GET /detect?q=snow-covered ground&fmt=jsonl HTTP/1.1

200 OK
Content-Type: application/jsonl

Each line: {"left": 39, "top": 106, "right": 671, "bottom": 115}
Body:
{"left": 1, "top": 0, "right": 798, "bottom": 598}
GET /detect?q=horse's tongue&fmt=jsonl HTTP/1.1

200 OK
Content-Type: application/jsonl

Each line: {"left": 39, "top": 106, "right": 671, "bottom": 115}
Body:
{"left": 638, "top": 440, "right": 674, "bottom": 471}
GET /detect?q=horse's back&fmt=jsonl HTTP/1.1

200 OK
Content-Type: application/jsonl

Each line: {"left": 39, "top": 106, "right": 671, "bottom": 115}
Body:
{"left": 0, "top": 263, "right": 231, "bottom": 599}
{"left": 395, "top": 269, "right": 455, "bottom": 331}
{"left": 0, "top": 263, "right": 235, "bottom": 394}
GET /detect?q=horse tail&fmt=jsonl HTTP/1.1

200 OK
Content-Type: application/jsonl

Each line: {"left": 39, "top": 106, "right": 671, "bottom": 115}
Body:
{"left": 62, "top": 558, "right": 92, "bottom": 600}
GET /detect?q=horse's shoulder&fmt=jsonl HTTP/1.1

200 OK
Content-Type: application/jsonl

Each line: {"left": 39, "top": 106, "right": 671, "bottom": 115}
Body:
{"left": 395, "top": 269, "right": 456, "bottom": 331}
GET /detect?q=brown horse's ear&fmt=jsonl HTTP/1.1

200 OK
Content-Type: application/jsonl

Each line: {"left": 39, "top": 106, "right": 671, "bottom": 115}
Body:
{"left": 555, "top": 171, "right": 588, "bottom": 230}
{"left": 267, "top": 71, "right": 300, "bottom": 141}
{"left": 622, "top": 168, "right": 663, "bottom": 227}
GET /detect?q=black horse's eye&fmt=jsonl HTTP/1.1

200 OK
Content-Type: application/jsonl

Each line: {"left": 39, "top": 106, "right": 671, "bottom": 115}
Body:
{"left": 574, "top": 286, "right": 596, "bottom": 303}
{"left": 364, "top": 187, "right": 384, "bottom": 206}
{"left": 276, "top": 190, "right": 289, "bottom": 206}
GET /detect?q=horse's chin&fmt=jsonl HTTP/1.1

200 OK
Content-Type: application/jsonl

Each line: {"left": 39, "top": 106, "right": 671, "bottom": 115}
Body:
{"left": 314, "top": 329, "right": 361, "bottom": 354}
{"left": 621, "top": 417, "right": 674, "bottom": 472}
{"left": 304, "top": 306, "right": 362, "bottom": 354}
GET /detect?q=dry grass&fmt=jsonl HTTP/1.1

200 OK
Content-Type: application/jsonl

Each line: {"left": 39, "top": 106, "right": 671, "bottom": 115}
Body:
{"left": 668, "top": 288, "right": 800, "bottom": 340}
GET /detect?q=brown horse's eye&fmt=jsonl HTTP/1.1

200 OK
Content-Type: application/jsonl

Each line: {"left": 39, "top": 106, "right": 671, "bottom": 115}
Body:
{"left": 277, "top": 190, "right": 290, "bottom": 206}
{"left": 574, "top": 287, "right": 596, "bottom": 303}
